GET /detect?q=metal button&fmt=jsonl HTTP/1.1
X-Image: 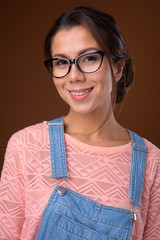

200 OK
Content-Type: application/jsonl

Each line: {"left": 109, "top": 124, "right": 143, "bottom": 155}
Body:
{"left": 58, "top": 186, "right": 66, "bottom": 196}
{"left": 130, "top": 212, "right": 137, "bottom": 222}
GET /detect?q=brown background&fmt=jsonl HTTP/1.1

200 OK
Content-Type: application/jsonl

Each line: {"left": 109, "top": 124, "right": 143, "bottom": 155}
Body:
{"left": 0, "top": 0, "right": 160, "bottom": 174}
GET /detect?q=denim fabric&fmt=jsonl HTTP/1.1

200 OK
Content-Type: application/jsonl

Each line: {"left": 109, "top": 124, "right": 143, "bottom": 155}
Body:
{"left": 127, "top": 130, "right": 148, "bottom": 208}
{"left": 48, "top": 117, "right": 68, "bottom": 178}
{"left": 36, "top": 117, "right": 147, "bottom": 240}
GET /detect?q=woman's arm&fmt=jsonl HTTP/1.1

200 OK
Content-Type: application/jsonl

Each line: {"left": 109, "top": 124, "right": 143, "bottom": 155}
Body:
{"left": 142, "top": 150, "right": 160, "bottom": 239}
{"left": 0, "top": 134, "right": 25, "bottom": 239}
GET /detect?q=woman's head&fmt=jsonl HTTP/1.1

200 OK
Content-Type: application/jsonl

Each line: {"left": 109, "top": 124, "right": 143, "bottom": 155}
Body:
{"left": 44, "top": 6, "right": 134, "bottom": 104}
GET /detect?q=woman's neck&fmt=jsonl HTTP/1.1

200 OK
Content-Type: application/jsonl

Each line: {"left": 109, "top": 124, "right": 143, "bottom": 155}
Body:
{"left": 64, "top": 109, "right": 131, "bottom": 147}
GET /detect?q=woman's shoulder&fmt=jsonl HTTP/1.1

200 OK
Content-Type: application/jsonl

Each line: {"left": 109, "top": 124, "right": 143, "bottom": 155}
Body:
{"left": 143, "top": 138, "right": 160, "bottom": 154}
{"left": 7, "top": 121, "right": 49, "bottom": 147}
{"left": 142, "top": 138, "right": 160, "bottom": 168}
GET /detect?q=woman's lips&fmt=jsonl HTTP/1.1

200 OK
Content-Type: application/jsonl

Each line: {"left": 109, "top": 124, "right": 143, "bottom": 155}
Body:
{"left": 68, "top": 87, "right": 94, "bottom": 101}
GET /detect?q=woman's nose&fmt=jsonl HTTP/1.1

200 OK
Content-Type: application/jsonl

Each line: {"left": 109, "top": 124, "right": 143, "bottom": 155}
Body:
{"left": 68, "top": 63, "right": 86, "bottom": 82}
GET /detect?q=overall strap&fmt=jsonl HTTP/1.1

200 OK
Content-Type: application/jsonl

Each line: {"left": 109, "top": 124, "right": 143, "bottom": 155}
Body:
{"left": 128, "top": 130, "right": 148, "bottom": 208}
{"left": 48, "top": 117, "right": 68, "bottom": 178}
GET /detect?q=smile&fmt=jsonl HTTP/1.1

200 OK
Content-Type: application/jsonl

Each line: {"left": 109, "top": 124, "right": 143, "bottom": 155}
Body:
{"left": 70, "top": 88, "right": 93, "bottom": 96}
{"left": 68, "top": 87, "right": 94, "bottom": 101}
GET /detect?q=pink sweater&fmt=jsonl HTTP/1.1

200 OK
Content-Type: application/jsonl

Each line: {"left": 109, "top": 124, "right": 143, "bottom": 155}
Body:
{"left": 0, "top": 122, "right": 160, "bottom": 239}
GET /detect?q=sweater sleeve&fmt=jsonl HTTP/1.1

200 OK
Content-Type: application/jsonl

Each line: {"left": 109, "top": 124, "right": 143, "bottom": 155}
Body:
{"left": 142, "top": 150, "right": 160, "bottom": 239}
{"left": 0, "top": 133, "right": 25, "bottom": 239}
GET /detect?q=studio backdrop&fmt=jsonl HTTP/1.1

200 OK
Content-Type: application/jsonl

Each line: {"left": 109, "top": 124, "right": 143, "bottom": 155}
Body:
{"left": 0, "top": 0, "right": 160, "bottom": 173}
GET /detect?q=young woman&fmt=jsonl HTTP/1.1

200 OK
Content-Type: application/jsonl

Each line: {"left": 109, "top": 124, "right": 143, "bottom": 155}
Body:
{"left": 0, "top": 6, "right": 159, "bottom": 240}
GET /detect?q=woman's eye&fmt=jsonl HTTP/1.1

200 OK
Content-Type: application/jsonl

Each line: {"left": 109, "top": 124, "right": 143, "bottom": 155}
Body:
{"left": 85, "top": 56, "right": 97, "bottom": 62}
{"left": 53, "top": 59, "right": 68, "bottom": 68}
{"left": 54, "top": 59, "right": 68, "bottom": 66}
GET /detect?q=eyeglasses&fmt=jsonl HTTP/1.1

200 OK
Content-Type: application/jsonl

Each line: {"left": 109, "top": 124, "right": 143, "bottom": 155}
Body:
{"left": 44, "top": 50, "right": 105, "bottom": 78}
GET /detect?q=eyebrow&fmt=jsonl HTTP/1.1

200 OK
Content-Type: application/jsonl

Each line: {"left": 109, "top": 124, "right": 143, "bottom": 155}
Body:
{"left": 52, "top": 47, "right": 100, "bottom": 58}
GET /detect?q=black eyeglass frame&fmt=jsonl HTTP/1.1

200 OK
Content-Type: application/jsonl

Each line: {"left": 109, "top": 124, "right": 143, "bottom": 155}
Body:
{"left": 44, "top": 50, "right": 105, "bottom": 78}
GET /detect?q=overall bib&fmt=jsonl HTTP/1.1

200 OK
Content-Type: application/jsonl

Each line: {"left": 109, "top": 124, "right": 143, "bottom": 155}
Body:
{"left": 36, "top": 117, "right": 148, "bottom": 240}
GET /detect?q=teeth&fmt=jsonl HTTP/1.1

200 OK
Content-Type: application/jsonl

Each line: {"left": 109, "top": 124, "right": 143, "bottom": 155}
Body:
{"left": 71, "top": 88, "right": 92, "bottom": 96}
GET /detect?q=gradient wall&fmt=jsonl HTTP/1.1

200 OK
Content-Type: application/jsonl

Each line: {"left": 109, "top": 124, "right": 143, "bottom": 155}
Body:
{"left": 0, "top": 0, "right": 160, "bottom": 173}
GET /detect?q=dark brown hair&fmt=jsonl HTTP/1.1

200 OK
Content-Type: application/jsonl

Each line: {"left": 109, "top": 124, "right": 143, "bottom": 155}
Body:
{"left": 44, "top": 6, "right": 134, "bottom": 104}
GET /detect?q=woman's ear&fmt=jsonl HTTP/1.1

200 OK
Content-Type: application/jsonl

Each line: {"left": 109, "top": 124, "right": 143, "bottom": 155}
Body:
{"left": 113, "top": 59, "right": 125, "bottom": 82}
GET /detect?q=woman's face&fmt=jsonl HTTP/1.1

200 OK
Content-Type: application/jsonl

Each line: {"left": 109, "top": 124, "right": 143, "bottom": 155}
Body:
{"left": 51, "top": 25, "right": 120, "bottom": 116}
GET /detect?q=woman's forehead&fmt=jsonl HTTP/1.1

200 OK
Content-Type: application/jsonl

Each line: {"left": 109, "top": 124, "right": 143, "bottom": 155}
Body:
{"left": 51, "top": 26, "right": 101, "bottom": 57}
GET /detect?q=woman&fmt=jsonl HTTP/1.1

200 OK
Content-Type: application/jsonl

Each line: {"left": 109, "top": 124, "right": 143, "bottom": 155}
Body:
{"left": 0, "top": 6, "right": 159, "bottom": 240}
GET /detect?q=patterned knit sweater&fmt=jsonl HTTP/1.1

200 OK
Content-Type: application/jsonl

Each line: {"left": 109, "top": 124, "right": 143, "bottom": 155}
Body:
{"left": 0, "top": 122, "right": 160, "bottom": 239}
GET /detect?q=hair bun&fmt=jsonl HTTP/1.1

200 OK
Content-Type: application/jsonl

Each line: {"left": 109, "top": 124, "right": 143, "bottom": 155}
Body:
{"left": 116, "top": 55, "right": 134, "bottom": 103}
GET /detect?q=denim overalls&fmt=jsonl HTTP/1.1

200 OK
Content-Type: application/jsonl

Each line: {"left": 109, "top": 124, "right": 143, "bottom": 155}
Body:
{"left": 36, "top": 117, "right": 147, "bottom": 240}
